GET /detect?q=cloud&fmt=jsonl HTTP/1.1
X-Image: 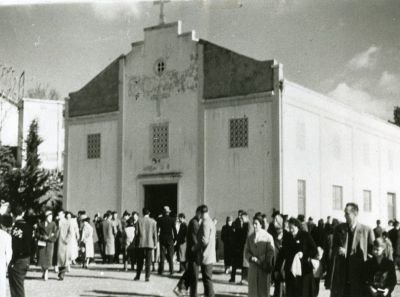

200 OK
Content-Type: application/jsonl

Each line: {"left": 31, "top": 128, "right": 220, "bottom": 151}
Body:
{"left": 347, "top": 45, "right": 379, "bottom": 70}
{"left": 90, "top": 0, "right": 142, "bottom": 20}
{"left": 379, "top": 71, "right": 400, "bottom": 94}
{"left": 328, "top": 82, "right": 391, "bottom": 120}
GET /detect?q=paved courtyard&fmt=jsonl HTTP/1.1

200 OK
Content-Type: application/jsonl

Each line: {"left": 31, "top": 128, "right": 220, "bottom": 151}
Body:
{"left": 6, "top": 261, "right": 400, "bottom": 297}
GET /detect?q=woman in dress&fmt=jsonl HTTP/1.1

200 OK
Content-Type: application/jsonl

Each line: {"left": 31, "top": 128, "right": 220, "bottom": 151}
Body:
{"left": 80, "top": 217, "right": 94, "bottom": 268}
{"left": 282, "top": 217, "right": 318, "bottom": 297}
{"left": 102, "top": 212, "right": 115, "bottom": 264}
{"left": 36, "top": 210, "right": 58, "bottom": 280}
{"left": 244, "top": 213, "right": 275, "bottom": 297}
{"left": 123, "top": 216, "right": 137, "bottom": 271}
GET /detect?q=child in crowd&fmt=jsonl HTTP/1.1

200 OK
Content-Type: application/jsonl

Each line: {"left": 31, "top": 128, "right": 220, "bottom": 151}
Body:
{"left": 365, "top": 238, "right": 397, "bottom": 297}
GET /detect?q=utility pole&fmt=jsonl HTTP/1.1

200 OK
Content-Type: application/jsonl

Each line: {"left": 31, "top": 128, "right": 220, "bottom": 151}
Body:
{"left": 16, "top": 71, "right": 25, "bottom": 168}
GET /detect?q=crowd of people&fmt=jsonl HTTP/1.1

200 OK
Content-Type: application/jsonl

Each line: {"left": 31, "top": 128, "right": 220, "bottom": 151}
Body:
{"left": 0, "top": 201, "right": 399, "bottom": 297}
{"left": 219, "top": 206, "right": 399, "bottom": 297}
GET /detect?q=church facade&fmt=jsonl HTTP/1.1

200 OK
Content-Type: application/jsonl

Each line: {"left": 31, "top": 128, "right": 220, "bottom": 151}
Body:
{"left": 64, "top": 21, "right": 400, "bottom": 226}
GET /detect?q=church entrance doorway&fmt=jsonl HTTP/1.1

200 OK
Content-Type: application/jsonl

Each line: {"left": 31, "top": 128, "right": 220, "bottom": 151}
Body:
{"left": 144, "top": 183, "right": 178, "bottom": 219}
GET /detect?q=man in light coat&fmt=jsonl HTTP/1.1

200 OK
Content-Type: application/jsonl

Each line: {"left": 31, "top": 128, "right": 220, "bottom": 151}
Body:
{"left": 134, "top": 208, "right": 158, "bottom": 282}
{"left": 330, "top": 202, "right": 375, "bottom": 297}
{"left": 197, "top": 205, "right": 216, "bottom": 297}
{"left": 102, "top": 212, "right": 115, "bottom": 264}
{"left": 57, "top": 210, "right": 72, "bottom": 280}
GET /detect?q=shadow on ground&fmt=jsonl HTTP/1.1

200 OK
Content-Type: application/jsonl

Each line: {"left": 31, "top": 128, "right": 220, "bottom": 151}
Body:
{"left": 81, "top": 290, "right": 164, "bottom": 297}
{"left": 81, "top": 289, "right": 246, "bottom": 297}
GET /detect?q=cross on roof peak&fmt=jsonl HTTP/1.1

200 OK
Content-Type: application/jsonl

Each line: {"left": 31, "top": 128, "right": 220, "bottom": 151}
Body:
{"left": 154, "top": 0, "right": 171, "bottom": 25}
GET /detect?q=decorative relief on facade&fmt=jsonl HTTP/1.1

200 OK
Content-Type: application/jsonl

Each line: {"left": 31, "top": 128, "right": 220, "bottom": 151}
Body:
{"left": 142, "top": 158, "right": 171, "bottom": 173}
{"left": 128, "top": 53, "right": 198, "bottom": 101}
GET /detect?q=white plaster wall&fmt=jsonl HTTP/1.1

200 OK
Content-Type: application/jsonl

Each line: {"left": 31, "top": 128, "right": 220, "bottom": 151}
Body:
{"left": 0, "top": 98, "right": 18, "bottom": 146}
{"left": 282, "top": 81, "right": 400, "bottom": 226}
{"left": 66, "top": 119, "right": 119, "bottom": 215}
{"left": 22, "top": 99, "right": 64, "bottom": 170}
{"left": 0, "top": 98, "right": 64, "bottom": 170}
{"left": 204, "top": 100, "right": 274, "bottom": 226}
{"left": 121, "top": 23, "right": 200, "bottom": 216}
{"left": 281, "top": 103, "right": 321, "bottom": 219}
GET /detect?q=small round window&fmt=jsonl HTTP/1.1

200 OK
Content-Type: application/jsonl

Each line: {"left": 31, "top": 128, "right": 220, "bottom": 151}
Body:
{"left": 154, "top": 58, "right": 166, "bottom": 76}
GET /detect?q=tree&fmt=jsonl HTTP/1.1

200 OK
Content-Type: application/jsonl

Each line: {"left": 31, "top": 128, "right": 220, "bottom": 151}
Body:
{"left": 17, "top": 119, "right": 50, "bottom": 209}
{"left": 38, "top": 171, "right": 63, "bottom": 212}
{"left": 393, "top": 106, "right": 400, "bottom": 127}
{"left": 0, "top": 120, "right": 63, "bottom": 211}
{"left": 26, "top": 83, "right": 60, "bottom": 100}
{"left": 0, "top": 146, "right": 20, "bottom": 202}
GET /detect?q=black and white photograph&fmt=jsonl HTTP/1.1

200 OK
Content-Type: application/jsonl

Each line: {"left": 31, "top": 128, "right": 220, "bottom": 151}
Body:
{"left": 1, "top": 0, "right": 400, "bottom": 296}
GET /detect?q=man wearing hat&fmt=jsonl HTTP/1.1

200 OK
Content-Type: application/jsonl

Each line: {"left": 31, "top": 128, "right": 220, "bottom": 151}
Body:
{"left": 157, "top": 205, "right": 177, "bottom": 275}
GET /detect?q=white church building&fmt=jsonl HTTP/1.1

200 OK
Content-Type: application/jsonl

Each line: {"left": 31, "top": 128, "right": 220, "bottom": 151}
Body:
{"left": 64, "top": 21, "right": 400, "bottom": 226}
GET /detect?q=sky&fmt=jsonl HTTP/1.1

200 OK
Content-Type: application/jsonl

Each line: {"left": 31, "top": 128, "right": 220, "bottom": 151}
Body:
{"left": 0, "top": 0, "right": 400, "bottom": 121}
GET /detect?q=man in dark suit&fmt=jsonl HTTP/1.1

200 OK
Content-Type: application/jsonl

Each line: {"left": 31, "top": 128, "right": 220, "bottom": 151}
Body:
{"left": 173, "top": 206, "right": 202, "bottom": 297}
{"left": 157, "top": 205, "right": 177, "bottom": 275}
{"left": 230, "top": 210, "right": 245, "bottom": 283}
{"left": 373, "top": 220, "right": 384, "bottom": 238}
{"left": 176, "top": 213, "right": 188, "bottom": 273}
{"left": 8, "top": 205, "right": 34, "bottom": 297}
{"left": 330, "top": 202, "right": 375, "bottom": 297}
{"left": 134, "top": 208, "right": 158, "bottom": 282}
{"left": 388, "top": 220, "right": 400, "bottom": 268}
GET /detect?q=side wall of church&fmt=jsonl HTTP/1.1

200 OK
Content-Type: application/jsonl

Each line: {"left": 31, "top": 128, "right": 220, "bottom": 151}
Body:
{"left": 0, "top": 98, "right": 18, "bottom": 146}
{"left": 65, "top": 117, "right": 119, "bottom": 214}
{"left": 204, "top": 96, "right": 275, "bottom": 226}
{"left": 282, "top": 82, "right": 400, "bottom": 226}
{"left": 121, "top": 23, "right": 201, "bottom": 217}
{"left": 22, "top": 99, "right": 64, "bottom": 170}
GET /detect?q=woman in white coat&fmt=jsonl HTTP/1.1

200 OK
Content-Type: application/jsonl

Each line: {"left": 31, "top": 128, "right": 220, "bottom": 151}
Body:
{"left": 66, "top": 213, "right": 79, "bottom": 265}
{"left": 0, "top": 215, "right": 13, "bottom": 297}
{"left": 244, "top": 213, "right": 275, "bottom": 297}
{"left": 80, "top": 217, "right": 94, "bottom": 268}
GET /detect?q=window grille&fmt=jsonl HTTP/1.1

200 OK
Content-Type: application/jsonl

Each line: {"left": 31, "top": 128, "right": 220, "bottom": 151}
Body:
{"left": 87, "top": 133, "right": 101, "bottom": 159}
{"left": 229, "top": 118, "right": 248, "bottom": 148}
{"left": 152, "top": 123, "right": 169, "bottom": 158}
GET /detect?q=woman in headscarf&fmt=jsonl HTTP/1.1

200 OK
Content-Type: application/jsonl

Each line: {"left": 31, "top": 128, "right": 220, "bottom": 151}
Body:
{"left": 273, "top": 214, "right": 291, "bottom": 297}
{"left": 36, "top": 210, "right": 58, "bottom": 280}
{"left": 282, "top": 217, "right": 318, "bottom": 297}
{"left": 244, "top": 213, "right": 275, "bottom": 297}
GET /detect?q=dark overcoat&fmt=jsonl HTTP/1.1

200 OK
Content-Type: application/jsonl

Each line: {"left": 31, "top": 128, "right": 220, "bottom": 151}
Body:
{"left": 330, "top": 222, "right": 375, "bottom": 297}
{"left": 186, "top": 217, "right": 201, "bottom": 264}
{"left": 176, "top": 222, "right": 187, "bottom": 262}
